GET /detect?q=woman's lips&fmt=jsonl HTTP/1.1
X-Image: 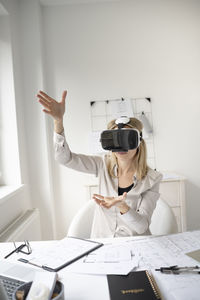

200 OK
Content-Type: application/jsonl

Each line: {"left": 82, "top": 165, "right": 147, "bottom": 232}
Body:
{"left": 117, "top": 152, "right": 127, "bottom": 155}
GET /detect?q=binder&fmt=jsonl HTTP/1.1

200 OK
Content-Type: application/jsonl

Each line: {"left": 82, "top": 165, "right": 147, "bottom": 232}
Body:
{"left": 18, "top": 237, "right": 103, "bottom": 272}
{"left": 107, "top": 270, "right": 162, "bottom": 300}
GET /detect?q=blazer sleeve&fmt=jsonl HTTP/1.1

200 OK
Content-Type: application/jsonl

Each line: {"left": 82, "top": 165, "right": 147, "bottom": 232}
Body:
{"left": 120, "top": 172, "right": 163, "bottom": 234}
{"left": 54, "top": 131, "right": 103, "bottom": 176}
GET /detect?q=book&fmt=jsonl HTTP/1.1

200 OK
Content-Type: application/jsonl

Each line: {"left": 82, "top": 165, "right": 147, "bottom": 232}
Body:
{"left": 107, "top": 271, "right": 162, "bottom": 300}
{"left": 18, "top": 237, "right": 103, "bottom": 272}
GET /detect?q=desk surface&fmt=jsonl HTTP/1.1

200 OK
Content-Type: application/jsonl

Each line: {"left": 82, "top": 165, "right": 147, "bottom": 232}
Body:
{"left": 1, "top": 231, "right": 200, "bottom": 300}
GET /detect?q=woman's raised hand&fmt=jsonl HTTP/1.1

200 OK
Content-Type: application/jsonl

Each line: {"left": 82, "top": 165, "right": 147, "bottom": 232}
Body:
{"left": 37, "top": 90, "right": 67, "bottom": 121}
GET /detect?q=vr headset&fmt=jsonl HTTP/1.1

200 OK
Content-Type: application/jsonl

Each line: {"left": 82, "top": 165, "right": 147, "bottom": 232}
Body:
{"left": 100, "top": 116, "right": 142, "bottom": 152}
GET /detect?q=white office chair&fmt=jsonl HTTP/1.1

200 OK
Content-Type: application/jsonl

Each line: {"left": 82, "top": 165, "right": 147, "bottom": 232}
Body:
{"left": 150, "top": 198, "right": 178, "bottom": 235}
{"left": 67, "top": 198, "right": 178, "bottom": 239}
{"left": 67, "top": 200, "right": 95, "bottom": 239}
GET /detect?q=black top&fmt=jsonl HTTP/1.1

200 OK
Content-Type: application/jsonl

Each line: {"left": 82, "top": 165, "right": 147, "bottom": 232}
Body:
{"left": 118, "top": 183, "right": 134, "bottom": 196}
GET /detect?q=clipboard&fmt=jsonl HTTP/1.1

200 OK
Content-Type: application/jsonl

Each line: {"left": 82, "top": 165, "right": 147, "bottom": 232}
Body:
{"left": 18, "top": 237, "right": 103, "bottom": 272}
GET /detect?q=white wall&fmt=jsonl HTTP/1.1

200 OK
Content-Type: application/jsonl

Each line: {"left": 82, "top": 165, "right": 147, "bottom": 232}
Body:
{"left": 40, "top": 0, "right": 200, "bottom": 238}
{"left": 1, "top": 0, "right": 200, "bottom": 239}
{"left": 0, "top": 0, "right": 56, "bottom": 240}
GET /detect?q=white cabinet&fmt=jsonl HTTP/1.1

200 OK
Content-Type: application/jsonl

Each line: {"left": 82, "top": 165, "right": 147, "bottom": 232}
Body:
{"left": 85, "top": 173, "right": 186, "bottom": 233}
{"left": 85, "top": 184, "right": 99, "bottom": 202}
{"left": 159, "top": 174, "right": 186, "bottom": 233}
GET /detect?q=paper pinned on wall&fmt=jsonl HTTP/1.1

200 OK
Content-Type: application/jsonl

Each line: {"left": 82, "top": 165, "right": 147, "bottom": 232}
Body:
{"left": 109, "top": 98, "right": 133, "bottom": 118}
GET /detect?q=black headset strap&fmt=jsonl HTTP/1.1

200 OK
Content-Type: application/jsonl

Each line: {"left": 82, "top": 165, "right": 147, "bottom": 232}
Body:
{"left": 117, "top": 123, "right": 124, "bottom": 129}
{"left": 117, "top": 123, "right": 143, "bottom": 141}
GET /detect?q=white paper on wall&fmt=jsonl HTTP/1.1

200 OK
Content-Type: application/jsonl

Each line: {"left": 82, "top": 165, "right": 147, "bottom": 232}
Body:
{"left": 109, "top": 98, "right": 133, "bottom": 118}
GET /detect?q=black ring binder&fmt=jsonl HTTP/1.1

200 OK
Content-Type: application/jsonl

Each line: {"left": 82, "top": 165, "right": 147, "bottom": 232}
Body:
{"left": 107, "top": 270, "right": 163, "bottom": 300}
{"left": 146, "top": 270, "right": 162, "bottom": 299}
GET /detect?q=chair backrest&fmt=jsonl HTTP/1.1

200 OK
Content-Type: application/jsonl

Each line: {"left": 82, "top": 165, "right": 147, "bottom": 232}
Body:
{"left": 67, "top": 198, "right": 178, "bottom": 238}
{"left": 67, "top": 200, "right": 95, "bottom": 239}
{"left": 150, "top": 198, "right": 178, "bottom": 235}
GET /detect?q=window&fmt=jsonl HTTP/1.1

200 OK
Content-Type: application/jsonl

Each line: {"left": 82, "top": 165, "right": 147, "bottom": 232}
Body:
{"left": 0, "top": 13, "right": 21, "bottom": 186}
{"left": 0, "top": 5, "right": 24, "bottom": 236}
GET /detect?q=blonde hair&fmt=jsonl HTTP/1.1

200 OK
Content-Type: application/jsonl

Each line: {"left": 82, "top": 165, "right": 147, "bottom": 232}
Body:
{"left": 106, "top": 117, "right": 148, "bottom": 180}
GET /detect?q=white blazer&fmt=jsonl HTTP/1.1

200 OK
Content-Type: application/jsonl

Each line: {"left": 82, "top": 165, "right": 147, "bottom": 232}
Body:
{"left": 54, "top": 132, "right": 163, "bottom": 238}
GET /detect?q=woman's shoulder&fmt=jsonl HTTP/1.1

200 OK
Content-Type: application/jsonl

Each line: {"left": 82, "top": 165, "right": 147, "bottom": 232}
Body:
{"left": 147, "top": 168, "right": 163, "bottom": 181}
{"left": 140, "top": 168, "right": 163, "bottom": 189}
{"left": 93, "top": 153, "right": 110, "bottom": 168}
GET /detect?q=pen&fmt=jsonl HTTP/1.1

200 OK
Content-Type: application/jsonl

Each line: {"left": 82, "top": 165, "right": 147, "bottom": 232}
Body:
{"left": 4, "top": 244, "right": 25, "bottom": 259}
{"left": 4, "top": 248, "right": 18, "bottom": 259}
{"left": 155, "top": 265, "right": 200, "bottom": 274}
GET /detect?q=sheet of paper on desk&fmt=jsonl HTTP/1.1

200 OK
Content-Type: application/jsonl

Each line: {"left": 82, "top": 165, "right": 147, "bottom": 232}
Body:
{"left": 143, "top": 231, "right": 200, "bottom": 300}
{"left": 83, "top": 244, "right": 132, "bottom": 263}
{"left": 62, "top": 231, "right": 200, "bottom": 276}
{"left": 123, "top": 232, "right": 200, "bottom": 300}
{"left": 64, "top": 244, "right": 139, "bottom": 275}
{"left": 165, "top": 230, "right": 200, "bottom": 253}
{"left": 123, "top": 232, "right": 200, "bottom": 270}
{"left": 65, "top": 258, "right": 138, "bottom": 275}
{"left": 64, "top": 232, "right": 200, "bottom": 276}
{"left": 152, "top": 269, "right": 200, "bottom": 300}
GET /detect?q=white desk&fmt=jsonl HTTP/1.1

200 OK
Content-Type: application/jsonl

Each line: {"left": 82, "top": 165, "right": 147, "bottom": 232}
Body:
{"left": 1, "top": 231, "right": 200, "bottom": 300}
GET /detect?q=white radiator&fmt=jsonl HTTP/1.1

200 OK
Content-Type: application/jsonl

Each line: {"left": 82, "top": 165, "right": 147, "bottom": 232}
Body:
{"left": 0, "top": 208, "right": 42, "bottom": 242}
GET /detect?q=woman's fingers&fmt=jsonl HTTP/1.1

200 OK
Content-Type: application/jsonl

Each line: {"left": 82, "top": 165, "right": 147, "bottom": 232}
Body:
{"left": 38, "top": 90, "right": 67, "bottom": 104}
{"left": 92, "top": 193, "right": 126, "bottom": 209}
{"left": 122, "top": 192, "right": 127, "bottom": 201}
{"left": 93, "top": 195, "right": 116, "bottom": 209}
{"left": 93, "top": 196, "right": 102, "bottom": 205}
{"left": 43, "top": 109, "right": 51, "bottom": 114}
{"left": 93, "top": 195, "right": 103, "bottom": 202}
{"left": 93, "top": 194, "right": 104, "bottom": 200}
{"left": 38, "top": 90, "right": 54, "bottom": 102}
{"left": 61, "top": 90, "right": 67, "bottom": 104}
{"left": 37, "top": 93, "right": 50, "bottom": 103}
{"left": 37, "top": 94, "right": 53, "bottom": 109}
{"left": 93, "top": 194, "right": 114, "bottom": 201}
{"left": 37, "top": 90, "right": 67, "bottom": 121}
{"left": 38, "top": 98, "right": 50, "bottom": 109}
{"left": 93, "top": 195, "right": 108, "bottom": 208}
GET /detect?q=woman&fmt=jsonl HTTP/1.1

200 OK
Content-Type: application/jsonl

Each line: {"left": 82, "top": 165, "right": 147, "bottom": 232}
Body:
{"left": 37, "top": 90, "right": 163, "bottom": 238}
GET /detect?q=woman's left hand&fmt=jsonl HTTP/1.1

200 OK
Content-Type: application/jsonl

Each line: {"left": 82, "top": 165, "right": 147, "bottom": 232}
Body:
{"left": 92, "top": 192, "right": 127, "bottom": 209}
